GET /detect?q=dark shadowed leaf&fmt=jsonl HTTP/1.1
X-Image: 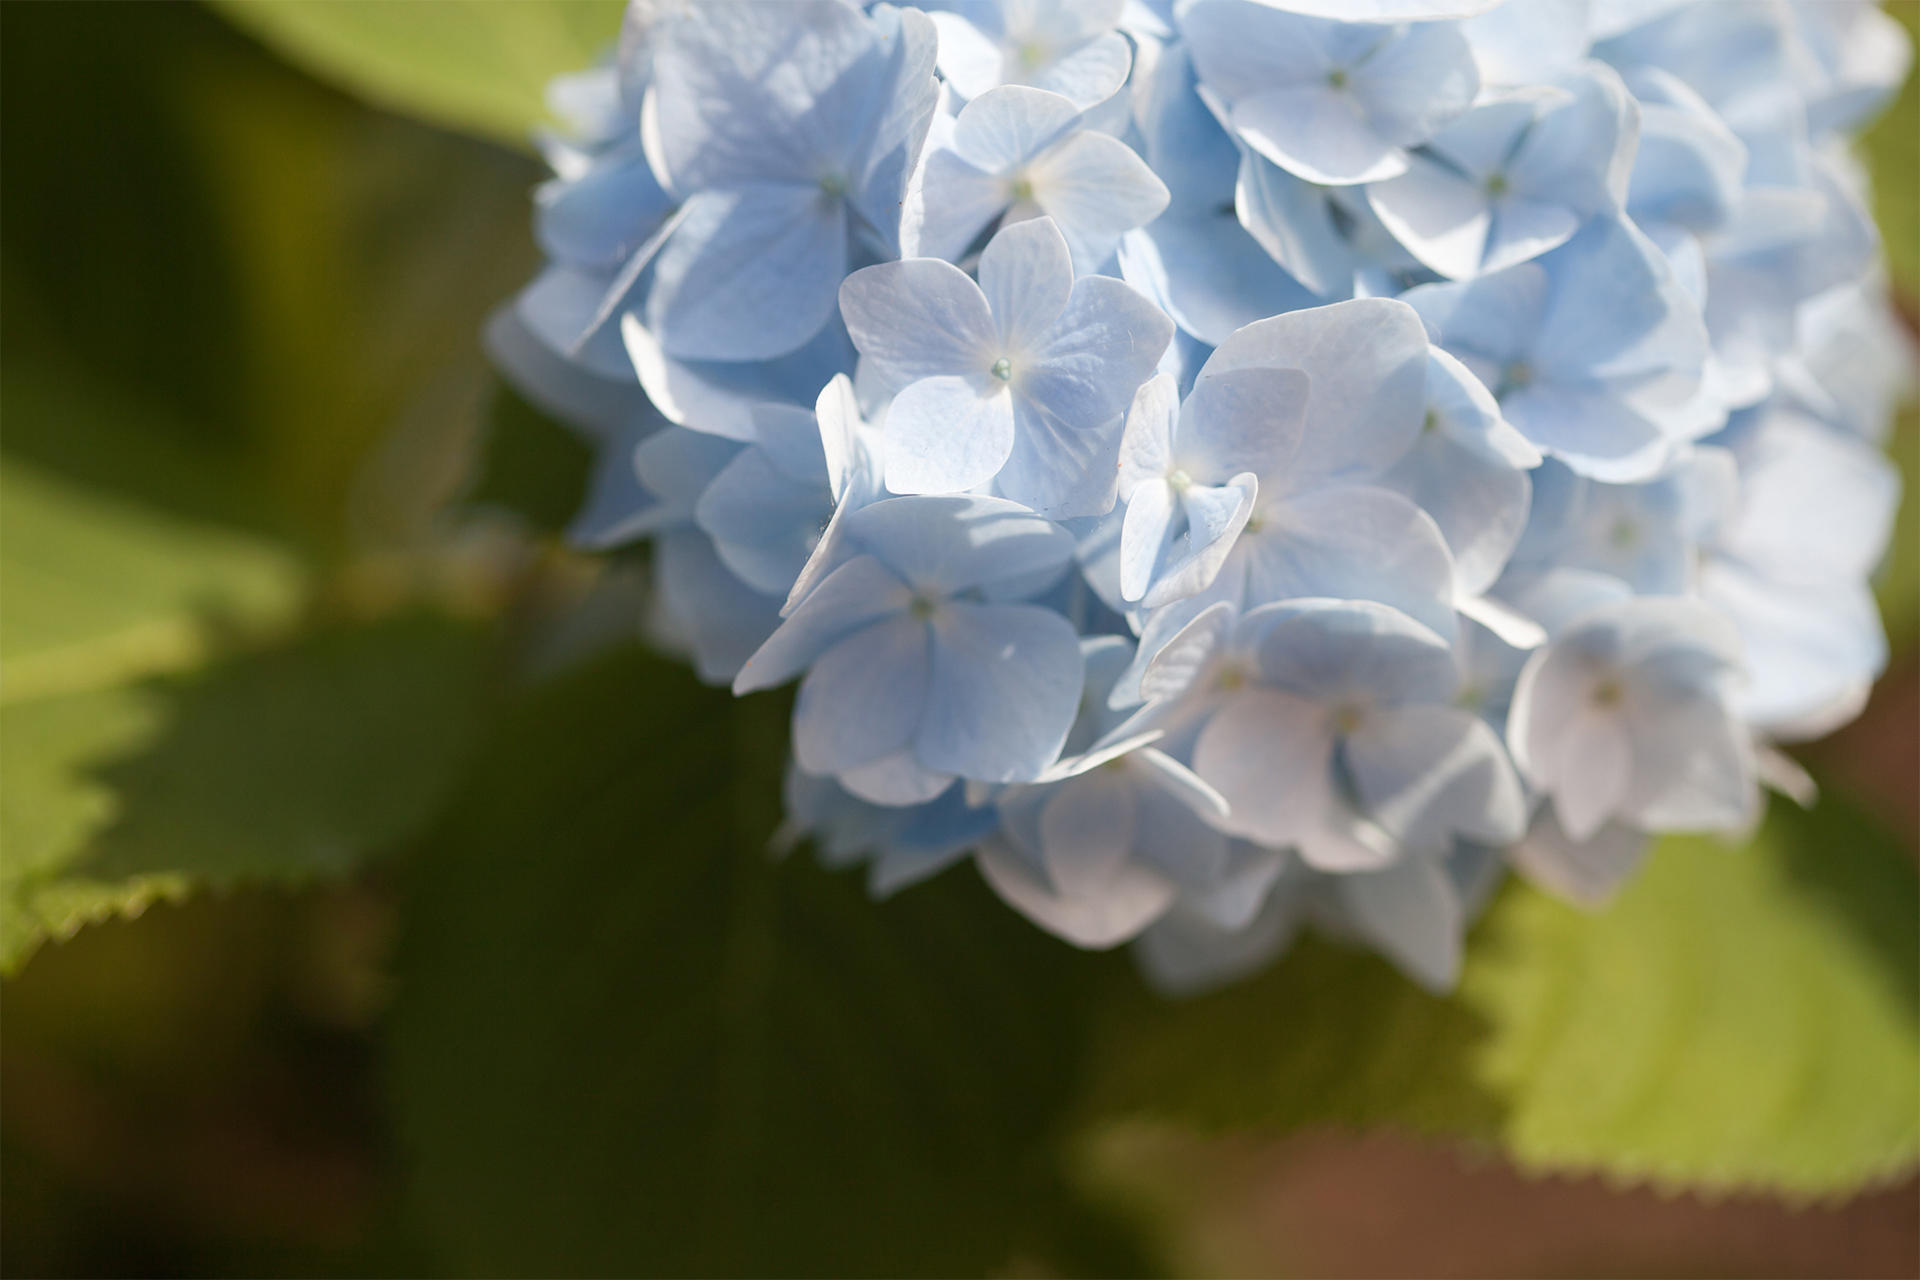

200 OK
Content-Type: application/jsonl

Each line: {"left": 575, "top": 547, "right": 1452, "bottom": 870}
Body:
{"left": 388, "top": 645, "right": 1126, "bottom": 1277}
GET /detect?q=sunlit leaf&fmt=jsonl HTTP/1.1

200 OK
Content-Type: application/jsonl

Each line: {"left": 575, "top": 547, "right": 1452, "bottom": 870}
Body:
{"left": 1, "top": 619, "right": 493, "bottom": 973}
{"left": 0, "top": 457, "right": 305, "bottom": 703}
{"left": 209, "top": 0, "right": 624, "bottom": 150}
{"left": 1088, "top": 797, "right": 1919, "bottom": 1197}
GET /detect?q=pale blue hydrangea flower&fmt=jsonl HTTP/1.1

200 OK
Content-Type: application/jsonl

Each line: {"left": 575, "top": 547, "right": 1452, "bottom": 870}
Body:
{"left": 840, "top": 216, "right": 1173, "bottom": 516}
{"left": 905, "top": 84, "right": 1169, "bottom": 269}
{"left": 1777, "top": 279, "right": 1913, "bottom": 447}
{"left": 1180, "top": 0, "right": 1480, "bottom": 186}
{"left": 974, "top": 636, "right": 1236, "bottom": 947}
{"left": 1110, "top": 371, "right": 1263, "bottom": 610}
{"left": 1379, "top": 348, "right": 1540, "bottom": 619}
{"left": 1774, "top": 278, "right": 1912, "bottom": 449}
{"left": 1497, "top": 449, "right": 1730, "bottom": 601}
{"left": 1458, "top": 0, "right": 1591, "bottom": 87}
{"left": 1230, "top": 148, "right": 1370, "bottom": 300}
{"left": 1117, "top": 44, "right": 1320, "bottom": 344}
{"left": 1134, "top": 598, "right": 1526, "bottom": 871}
{"left": 1138, "top": 838, "right": 1502, "bottom": 994}
{"left": 1696, "top": 404, "right": 1899, "bottom": 740}
{"left": 1110, "top": 298, "right": 1461, "bottom": 687}
{"left": 1248, "top": 0, "right": 1504, "bottom": 18}
{"left": 627, "top": 426, "right": 786, "bottom": 684}
{"left": 735, "top": 494, "right": 1085, "bottom": 800}
{"left": 622, "top": 311, "right": 856, "bottom": 444}
{"left": 642, "top": 1, "right": 939, "bottom": 360}
{"left": 780, "top": 765, "right": 1000, "bottom": 896}
{"left": 490, "top": 0, "right": 1912, "bottom": 992}
{"left": 1506, "top": 805, "right": 1651, "bottom": 909}
{"left": 925, "top": 0, "right": 1134, "bottom": 109}
{"left": 1507, "top": 594, "right": 1757, "bottom": 841}
{"left": 533, "top": 74, "right": 673, "bottom": 279}
{"left": 1403, "top": 214, "right": 1721, "bottom": 482}
{"left": 1785, "top": 0, "right": 1913, "bottom": 136}
{"left": 691, "top": 403, "right": 837, "bottom": 597}
{"left": 1366, "top": 64, "right": 1639, "bottom": 280}
{"left": 1619, "top": 67, "right": 1747, "bottom": 257}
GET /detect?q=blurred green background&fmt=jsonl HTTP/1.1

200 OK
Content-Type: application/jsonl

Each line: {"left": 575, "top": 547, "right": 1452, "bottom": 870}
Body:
{"left": 1, "top": 3, "right": 1915, "bottom": 1276}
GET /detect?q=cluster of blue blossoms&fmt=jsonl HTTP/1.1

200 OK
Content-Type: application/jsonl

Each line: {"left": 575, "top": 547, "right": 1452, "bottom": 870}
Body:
{"left": 491, "top": 0, "right": 1911, "bottom": 992}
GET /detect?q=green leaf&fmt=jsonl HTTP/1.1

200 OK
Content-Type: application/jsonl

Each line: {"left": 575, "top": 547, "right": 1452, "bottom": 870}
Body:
{"left": 1862, "top": 3, "right": 1920, "bottom": 303}
{"left": 1, "top": 618, "right": 494, "bottom": 973}
{"left": 0, "top": 4, "right": 539, "bottom": 974}
{"left": 389, "top": 646, "right": 1123, "bottom": 1277}
{"left": 0, "top": 682, "right": 181, "bottom": 970}
{"left": 208, "top": 0, "right": 624, "bottom": 150}
{"left": 1087, "top": 796, "right": 1919, "bottom": 1198}
{"left": 0, "top": 456, "right": 306, "bottom": 703}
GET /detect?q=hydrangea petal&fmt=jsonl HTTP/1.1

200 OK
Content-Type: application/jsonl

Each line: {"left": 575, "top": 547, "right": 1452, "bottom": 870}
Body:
{"left": 1201, "top": 297, "right": 1430, "bottom": 485}
{"left": 1026, "top": 130, "right": 1171, "bottom": 269}
{"left": 1031, "top": 30, "right": 1134, "bottom": 108}
{"left": 1345, "top": 704, "right": 1526, "bottom": 850}
{"left": 1247, "top": 486, "right": 1459, "bottom": 641}
{"left": 884, "top": 376, "right": 1018, "bottom": 496}
{"left": 949, "top": 83, "right": 1084, "bottom": 170}
{"left": 976, "top": 835, "right": 1175, "bottom": 948}
{"left": 1509, "top": 806, "right": 1651, "bottom": 908}
{"left": 1335, "top": 859, "right": 1463, "bottom": 992}
{"left": 646, "top": 183, "right": 848, "bottom": 361}
{"left": 977, "top": 216, "right": 1075, "bottom": 355}
{"left": 838, "top": 258, "right": 999, "bottom": 389}
{"left": 918, "top": 603, "right": 1085, "bottom": 780}
{"left": 1191, "top": 686, "right": 1336, "bottom": 846}
{"left": 842, "top": 494, "right": 1076, "bottom": 596}
{"left": 794, "top": 615, "right": 933, "bottom": 775}
{"left": 733, "top": 554, "right": 912, "bottom": 694}
{"left": 1233, "top": 85, "right": 1409, "bottom": 185}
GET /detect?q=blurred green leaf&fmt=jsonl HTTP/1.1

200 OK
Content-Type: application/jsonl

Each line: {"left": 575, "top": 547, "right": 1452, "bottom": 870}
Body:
{"left": 0, "top": 3, "right": 541, "bottom": 977}
{"left": 1089, "top": 796, "right": 1919, "bottom": 1198}
{"left": 0, "top": 683, "right": 180, "bottom": 974}
{"left": 0, "top": 456, "right": 306, "bottom": 704}
{"left": 390, "top": 646, "right": 1121, "bottom": 1277}
{"left": 209, "top": 0, "right": 624, "bottom": 150}
{"left": 1862, "top": 3, "right": 1920, "bottom": 302}
{"left": 1862, "top": 3, "right": 1920, "bottom": 651}
{"left": 1, "top": 618, "right": 495, "bottom": 974}
{"left": 1875, "top": 406, "right": 1919, "bottom": 651}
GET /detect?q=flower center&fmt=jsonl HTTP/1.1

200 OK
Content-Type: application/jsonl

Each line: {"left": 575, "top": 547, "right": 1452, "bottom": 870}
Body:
{"left": 1018, "top": 39, "right": 1049, "bottom": 70}
{"left": 1168, "top": 468, "right": 1193, "bottom": 492}
{"left": 909, "top": 594, "right": 940, "bottom": 621}
{"left": 818, "top": 172, "right": 848, "bottom": 199}
{"left": 1609, "top": 518, "right": 1640, "bottom": 550}
{"left": 990, "top": 356, "right": 1013, "bottom": 382}
{"left": 1484, "top": 171, "right": 1510, "bottom": 198}
{"left": 1214, "top": 664, "right": 1248, "bottom": 693}
{"left": 1331, "top": 701, "right": 1367, "bottom": 736}
{"left": 1499, "top": 360, "right": 1533, "bottom": 396}
{"left": 1591, "top": 677, "right": 1624, "bottom": 708}
{"left": 1327, "top": 67, "right": 1349, "bottom": 89}
{"left": 1009, "top": 173, "right": 1035, "bottom": 203}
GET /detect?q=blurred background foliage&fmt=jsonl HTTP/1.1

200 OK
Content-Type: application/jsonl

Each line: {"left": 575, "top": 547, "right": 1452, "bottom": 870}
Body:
{"left": 0, "top": 3, "right": 1915, "bottom": 1276}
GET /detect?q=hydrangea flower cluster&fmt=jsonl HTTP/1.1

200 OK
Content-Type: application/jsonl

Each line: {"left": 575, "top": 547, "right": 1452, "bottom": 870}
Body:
{"left": 491, "top": 0, "right": 1911, "bottom": 993}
